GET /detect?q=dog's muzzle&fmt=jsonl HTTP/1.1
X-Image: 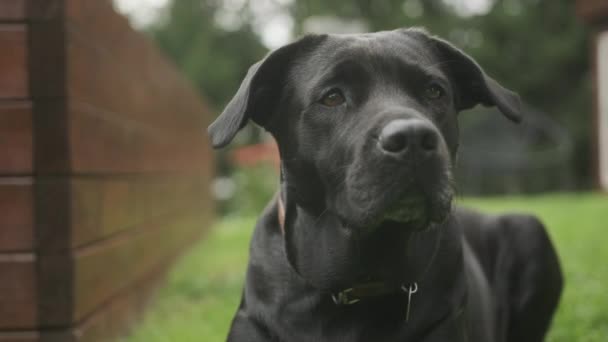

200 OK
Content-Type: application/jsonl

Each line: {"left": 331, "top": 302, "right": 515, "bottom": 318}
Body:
{"left": 377, "top": 119, "right": 440, "bottom": 158}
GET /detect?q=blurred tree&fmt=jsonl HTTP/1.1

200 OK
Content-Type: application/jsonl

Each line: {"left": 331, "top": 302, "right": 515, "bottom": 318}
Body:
{"left": 149, "top": 0, "right": 267, "bottom": 112}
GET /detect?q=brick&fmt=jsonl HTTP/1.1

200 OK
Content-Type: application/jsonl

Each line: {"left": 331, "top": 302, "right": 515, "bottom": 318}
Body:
{"left": 0, "top": 25, "right": 28, "bottom": 99}
{"left": 0, "top": 101, "right": 33, "bottom": 174}
{"left": 0, "top": 254, "right": 37, "bottom": 329}
{"left": 0, "top": 179, "right": 34, "bottom": 252}
{"left": 0, "top": 1, "right": 27, "bottom": 21}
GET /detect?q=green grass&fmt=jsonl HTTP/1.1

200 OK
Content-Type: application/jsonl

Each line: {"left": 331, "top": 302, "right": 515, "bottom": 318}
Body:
{"left": 124, "top": 193, "right": 607, "bottom": 342}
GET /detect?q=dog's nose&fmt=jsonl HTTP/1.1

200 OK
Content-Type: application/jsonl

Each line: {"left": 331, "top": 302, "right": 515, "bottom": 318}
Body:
{"left": 378, "top": 119, "right": 439, "bottom": 155}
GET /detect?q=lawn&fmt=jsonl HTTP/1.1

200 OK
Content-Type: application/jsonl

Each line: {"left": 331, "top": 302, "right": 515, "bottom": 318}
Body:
{"left": 124, "top": 193, "right": 607, "bottom": 342}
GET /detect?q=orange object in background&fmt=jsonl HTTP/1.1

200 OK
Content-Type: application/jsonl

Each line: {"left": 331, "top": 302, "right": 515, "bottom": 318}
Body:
{"left": 231, "top": 140, "right": 280, "bottom": 169}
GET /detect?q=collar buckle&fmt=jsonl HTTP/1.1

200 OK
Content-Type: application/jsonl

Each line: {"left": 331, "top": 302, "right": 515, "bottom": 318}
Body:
{"left": 331, "top": 282, "right": 420, "bottom": 324}
{"left": 331, "top": 288, "right": 361, "bottom": 305}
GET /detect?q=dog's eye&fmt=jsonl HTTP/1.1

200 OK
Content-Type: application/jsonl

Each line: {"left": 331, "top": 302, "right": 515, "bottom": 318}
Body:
{"left": 320, "top": 89, "right": 345, "bottom": 107}
{"left": 424, "top": 83, "right": 445, "bottom": 100}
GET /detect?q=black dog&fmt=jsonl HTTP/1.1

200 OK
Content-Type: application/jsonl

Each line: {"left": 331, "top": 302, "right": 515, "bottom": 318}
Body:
{"left": 208, "top": 28, "right": 563, "bottom": 342}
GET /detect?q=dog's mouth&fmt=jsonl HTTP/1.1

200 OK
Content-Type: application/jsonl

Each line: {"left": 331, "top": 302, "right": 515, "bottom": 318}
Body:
{"left": 382, "top": 192, "right": 451, "bottom": 228}
{"left": 383, "top": 196, "right": 429, "bottom": 223}
{"left": 337, "top": 144, "right": 454, "bottom": 231}
{"left": 395, "top": 184, "right": 452, "bottom": 219}
{"left": 340, "top": 186, "right": 453, "bottom": 232}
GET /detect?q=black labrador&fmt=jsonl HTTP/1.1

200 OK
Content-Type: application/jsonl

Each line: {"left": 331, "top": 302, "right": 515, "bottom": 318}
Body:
{"left": 208, "top": 28, "right": 563, "bottom": 342}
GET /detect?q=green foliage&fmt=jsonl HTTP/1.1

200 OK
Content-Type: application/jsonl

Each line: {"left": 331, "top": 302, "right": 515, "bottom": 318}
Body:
{"left": 150, "top": 0, "right": 267, "bottom": 111}
{"left": 124, "top": 193, "right": 608, "bottom": 342}
{"left": 224, "top": 164, "right": 279, "bottom": 216}
{"left": 121, "top": 216, "right": 252, "bottom": 342}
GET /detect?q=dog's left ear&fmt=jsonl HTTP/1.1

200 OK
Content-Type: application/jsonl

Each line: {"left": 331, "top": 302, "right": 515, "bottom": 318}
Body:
{"left": 427, "top": 35, "right": 522, "bottom": 123}
{"left": 208, "top": 34, "right": 327, "bottom": 148}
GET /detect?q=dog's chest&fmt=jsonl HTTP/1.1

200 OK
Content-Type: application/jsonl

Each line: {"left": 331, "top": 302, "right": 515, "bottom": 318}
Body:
{"left": 267, "top": 291, "right": 468, "bottom": 342}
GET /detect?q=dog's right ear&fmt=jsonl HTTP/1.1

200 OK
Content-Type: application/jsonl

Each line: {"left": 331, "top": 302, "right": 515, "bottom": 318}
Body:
{"left": 427, "top": 35, "right": 523, "bottom": 123}
{"left": 208, "top": 35, "right": 327, "bottom": 148}
{"left": 400, "top": 28, "right": 523, "bottom": 123}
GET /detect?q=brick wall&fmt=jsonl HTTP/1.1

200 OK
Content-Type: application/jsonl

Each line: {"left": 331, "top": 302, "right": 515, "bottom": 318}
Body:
{"left": 0, "top": 1, "right": 215, "bottom": 341}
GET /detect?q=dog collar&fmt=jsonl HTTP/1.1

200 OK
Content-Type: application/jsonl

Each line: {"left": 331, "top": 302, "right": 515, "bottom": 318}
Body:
{"left": 332, "top": 282, "right": 419, "bottom": 322}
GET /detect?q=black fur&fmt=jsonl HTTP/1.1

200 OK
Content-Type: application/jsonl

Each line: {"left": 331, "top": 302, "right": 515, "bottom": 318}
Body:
{"left": 209, "top": 28, "right": 562, "bottom": 342}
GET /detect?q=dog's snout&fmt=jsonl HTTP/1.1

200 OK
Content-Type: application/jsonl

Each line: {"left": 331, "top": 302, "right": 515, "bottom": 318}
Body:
{"left": 378, "top": 119, "right": 439, "bottom": 155}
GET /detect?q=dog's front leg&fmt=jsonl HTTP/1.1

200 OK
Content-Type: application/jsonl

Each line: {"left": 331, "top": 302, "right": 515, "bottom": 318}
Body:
{"left": 227, "top": 310, "right": 275, "bottom": 342}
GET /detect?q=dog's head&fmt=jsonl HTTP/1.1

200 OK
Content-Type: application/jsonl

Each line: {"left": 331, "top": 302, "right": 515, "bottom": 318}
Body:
{"left": 209, "top": 28, "right": 521, "bottom": 290}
